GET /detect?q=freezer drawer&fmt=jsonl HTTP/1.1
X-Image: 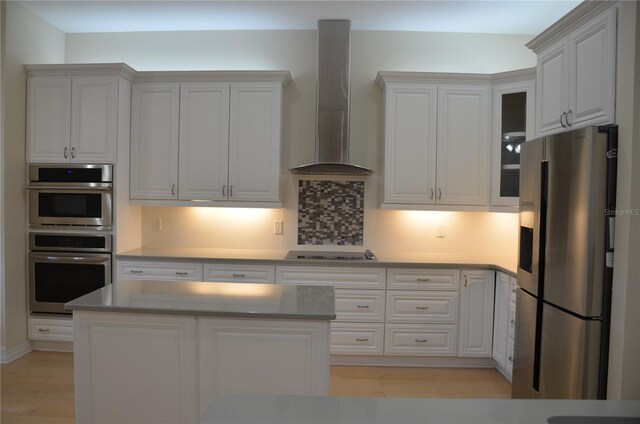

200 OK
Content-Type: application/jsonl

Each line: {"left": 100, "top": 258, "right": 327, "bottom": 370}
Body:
{"left": 539, "top": 302, "right": 602, "bottom": 399}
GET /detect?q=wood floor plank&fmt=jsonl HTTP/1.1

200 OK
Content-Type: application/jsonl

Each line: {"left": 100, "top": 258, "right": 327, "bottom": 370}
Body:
{"left": 1, "top": 352, "right": 511, "bottom": 423}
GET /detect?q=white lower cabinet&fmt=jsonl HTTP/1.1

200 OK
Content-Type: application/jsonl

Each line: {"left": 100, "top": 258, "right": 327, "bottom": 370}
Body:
{"left": 384, "top": 323, "right": 457, "bottom": 356}
{"left": 203, "top": 263, "right": 275, "bottom": 283}
{"left": 386, "top": 290, "right": 459, "bottom": 323}
{"left": 117, "top": 260, "right": 203, "bottom": 281}
{"left": 330, "top": 322, "right": 384, "bottom": 355}
{"left": 276, "top": 266, "right": 386, "bottom": 289}
{"left": 492, "top": 272, "right": 510, "bottom": 368}
{"left": 28, "top": 316, "right": 74, "bottom": 342}
{"left": 198, "top": 317, "right": 329, "bottom": 416}
{"left": 334, "top": 289, "right": 385, "bottom": 322}
{"left": 458, "top": 270, "right": 496, "bottom": 357}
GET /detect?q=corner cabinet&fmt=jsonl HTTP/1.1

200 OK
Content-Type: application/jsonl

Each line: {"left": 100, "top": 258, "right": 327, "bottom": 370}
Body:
{"left": 458, "top": 270, "right": 495, "bottom": 357}
{"left": 528, "top": 4, "right": 617, "bottom": 136}
{"left": 377, "top": 73, "right": 491, "bottom": 209}
{"left": 129, "top": 72, "right": 290, "bottom": 206}
{"left": 26, "top": 64, "right": 135, "bottom": 163}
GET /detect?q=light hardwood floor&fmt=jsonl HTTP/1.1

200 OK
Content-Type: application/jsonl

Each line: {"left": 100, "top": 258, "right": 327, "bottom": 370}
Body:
{"left": 1, "top": 351, "right": 510, "bottom": 423}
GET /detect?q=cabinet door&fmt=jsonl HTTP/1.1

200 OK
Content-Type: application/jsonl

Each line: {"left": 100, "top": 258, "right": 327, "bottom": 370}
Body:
{"left": 568, "top": 7, "right": 616, "bottom": 128}
{"left": 70, "top": 76, "right": 118, "bottom": 163}
{"left": 491, "top": 80, "right": 535, "bottom": 206}
{"left": 437, "top": 85, "right": 491, "bottom": 205}
{"left": 179, "top": 83, "right": 230, "bottom": 201}
{"left": 130, "top": 83, "right": 180, "bottom": 199}
{"left": 27, "top": 76, "right": 71, "bottom": 163}
{"left": 492, "top": 272, "right": 510, "bottom": 367}
{"left": 458, "top": 270, "right": 495, "bottom": 357}
{"left": 383, "top": 84, "right": 437, "bottom": 204}
{"left": 228, "top": 83, "right": 282, "bottom": 202}
{"left": 536, "top": 38, "right": 570, "bottom": 136}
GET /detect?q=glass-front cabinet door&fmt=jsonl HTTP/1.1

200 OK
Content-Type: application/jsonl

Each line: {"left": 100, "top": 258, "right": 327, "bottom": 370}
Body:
{"left": 491, "top": 74, "right": 536, "bottom": 207}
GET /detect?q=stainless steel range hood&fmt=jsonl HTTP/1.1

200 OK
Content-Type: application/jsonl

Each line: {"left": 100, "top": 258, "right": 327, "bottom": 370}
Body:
{"left": 290, "top": 20, "right": 374, "bottom": 176}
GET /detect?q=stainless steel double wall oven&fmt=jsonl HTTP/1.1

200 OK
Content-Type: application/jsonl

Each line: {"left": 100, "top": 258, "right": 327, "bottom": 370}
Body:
{"left": 27, "top": 164, "right": 113, "bottom": 314}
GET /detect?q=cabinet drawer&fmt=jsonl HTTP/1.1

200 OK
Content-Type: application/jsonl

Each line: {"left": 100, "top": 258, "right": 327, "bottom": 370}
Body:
{"left": 28, "top": 317, "right": 73, "bottom": 342}
{"left": 384, "top": 324, "right": 457, "bottom": 356}
{"left": 276, "top": 266, "right": 386, "bottom": 289}
{"left": 387, "top": 268, "right": 459, "bottom": 290}
{"left": 386, "top": 291, "right": 458, "bottom": 323}
{"left": 203, "top": 263, "right": 275, "bottom": 283}
{"left": 509, "top": 277, "right": 518, "bottom": 302}
{"left": 330, "top": 322, "right": 384, "bottom": 355}
{"left": 335, "top": 289, "right": 385, "bottom": 322}
{"left": 508, "top": 300, "right": 516, "bottom": 339}
{"left": 117, "top": 260, "right": 203, "bottom": 281}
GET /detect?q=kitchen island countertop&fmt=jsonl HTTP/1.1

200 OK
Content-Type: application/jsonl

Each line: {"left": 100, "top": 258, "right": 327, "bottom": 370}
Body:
{"left": 65, "top": 279, "right": 336, "bottom": 320}
{"left": 117, "top": 247, "right": 518, "bottom": 276}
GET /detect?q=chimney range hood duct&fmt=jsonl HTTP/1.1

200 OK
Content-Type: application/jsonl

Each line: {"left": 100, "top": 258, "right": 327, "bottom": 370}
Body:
{"left": 289, "top": 20, "right": 374, "bottom": 176}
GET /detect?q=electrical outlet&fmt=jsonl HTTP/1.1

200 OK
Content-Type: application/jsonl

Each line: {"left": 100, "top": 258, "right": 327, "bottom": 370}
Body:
{"left": 153, "top": 217, "right": 163, "bottom": 232}
{"left": 274, "top": 220, "right": 283, "bottom": 235}
{"left": 437, "top": 224, "right": 446, "bottom": 238}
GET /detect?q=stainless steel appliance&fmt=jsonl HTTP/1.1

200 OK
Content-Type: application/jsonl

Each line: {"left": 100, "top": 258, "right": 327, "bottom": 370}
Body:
{"left": 29, "top": 232, "right": 112, "bottom": 314}
{"left": 27, "top": 164, "right": 113, "bottom": 230}
{"left": 285, "top": 250, "right": 377, "bottom": 261}
{"left": 512, "top": 126, "right": 617, "bottom": 399}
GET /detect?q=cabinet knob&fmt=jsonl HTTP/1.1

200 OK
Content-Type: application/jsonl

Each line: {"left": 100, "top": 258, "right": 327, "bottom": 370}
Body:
{"left": 71, "top": 147, "right": 76, "bottom": 158}
{"left": 356, "top": 338, "right": 369, "bottom": 342}
{"left": 510, "top": 320, "right": 516, "bottom": 324}
{"left": 63, "top": 147, "right": 68, "bottom": 158}
{"left": 508, "top": 356, "right": 513, "bottom": 362}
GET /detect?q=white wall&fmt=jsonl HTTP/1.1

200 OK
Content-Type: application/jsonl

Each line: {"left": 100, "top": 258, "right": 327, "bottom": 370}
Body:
{"left": 607, "top": 0, "right": 640, "bottom": 400}
{"left": 0, "top": 1, "right": 65, "bottom": 359}
{"left": 66, "top": 29, "right": 532, "bottom": 260}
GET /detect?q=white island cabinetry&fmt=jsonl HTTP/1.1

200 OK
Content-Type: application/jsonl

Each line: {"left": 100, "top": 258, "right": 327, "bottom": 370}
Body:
{"left": 68, "top": 280, "right": 334, "bottom": 424}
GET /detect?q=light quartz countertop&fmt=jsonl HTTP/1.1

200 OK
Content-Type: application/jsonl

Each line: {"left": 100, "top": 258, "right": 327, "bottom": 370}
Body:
{"left": 117, "top": 247, "right": 518, "bottom": 276}
{"left": 201, "top": 395, "right": 640, "bottom": 424}
{"left": 65, "top": 279, "right": 336, "bottom": 320}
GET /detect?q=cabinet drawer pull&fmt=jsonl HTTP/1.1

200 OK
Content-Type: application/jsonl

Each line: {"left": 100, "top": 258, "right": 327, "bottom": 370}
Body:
{"left": 464, "top": 276, "right": 468, "bottom": 287}
{"left": 560, "top": 112, "right": 567, "bottom": 128}
{"left": 415, "top": 306, "right": 429, "bottom": 310}
{"left": 356, "top": 305, "right": 370, "bottom": 309}
{"left": 415, "top": 339, "right": 428, "bottom": 343}
{"left": 438, "top": 188, "right": 442, "bottom": 200}
{"left": 416, "top": 278, "right": 430, "bottom": 282}
{"left": 508, "top": 356, "right": 513, "bottom": 362}
{"left": 130, "top": 270, "right": 143, "bottom": 274}
{"left": 63, "top": 147, "right": 68, "bottom": 158}
{"left": 175, "top": 272, "right": 188, "bottom": 276}
{"left": 171, "top": 184, "right": 176, "bottom": 196}
{"left": 510, "top": 320, "right": 516, "bottom": 324}
{"left": 355, "top": 338, "right": 369, "bottom": 342}
{"left": 566, "top": 110, "right": 573, "bottom": 126}
{"left": 230, "top": 185, "right": 234, "bottom": 197}
{"left": 71, "top": 147, "right": 76, "bottom": 158}
{"left": 37, "top": 328, "right": 50, "bottom": 333}
{"left": 222, "top": 185, "right": 226, "bottom": 196}
{"left": 232, "top": 274, "right": 246, "bottom": 278}
{"left": 512, "top": 288, "right": 517, "bottom": 293}
{"left": 430, "top": 188, "right": 434, "bottom": 199}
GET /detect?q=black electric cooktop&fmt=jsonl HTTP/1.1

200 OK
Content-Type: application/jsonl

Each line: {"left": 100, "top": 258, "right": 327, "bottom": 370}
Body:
{"left": 285, "top": 250, "right": 377, "bottom": 262}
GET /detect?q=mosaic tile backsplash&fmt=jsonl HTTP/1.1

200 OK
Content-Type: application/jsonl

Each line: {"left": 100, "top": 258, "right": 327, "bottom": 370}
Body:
{"left": 298, "top": 180, "right": 364, "bottom": 246}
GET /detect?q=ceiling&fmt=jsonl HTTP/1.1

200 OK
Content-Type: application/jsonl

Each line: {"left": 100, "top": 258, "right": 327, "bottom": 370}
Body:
{"left": 17, "top": 1, "right": 581, "bottom": 35}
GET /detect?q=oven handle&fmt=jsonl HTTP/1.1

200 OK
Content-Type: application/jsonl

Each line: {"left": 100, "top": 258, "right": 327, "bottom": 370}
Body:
{"left": 30, "top": 254, "right": 111, "bottom": 263}
{"left": 27, "top": 185, "right": 112, "bottom": 192}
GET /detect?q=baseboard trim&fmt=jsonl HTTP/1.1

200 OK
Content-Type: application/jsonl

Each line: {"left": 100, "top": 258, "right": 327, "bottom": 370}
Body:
{"left": 0, "top": 340, "right": 33, "bottom": 364}
{"left": 31, "top": 340, "right": 73, "bottom": 353}
{"left": 331, "top": 354, "right": 497, "bottom": 368}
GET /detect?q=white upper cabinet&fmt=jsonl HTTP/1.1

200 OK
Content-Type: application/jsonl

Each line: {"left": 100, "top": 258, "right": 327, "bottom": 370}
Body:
{"left": 530, "top": 4, "right": 617, "bottom": 136}
{"left": 491, "top": 71, "right": 536, "bottom": 207}
{"left": 26, "top": 65, "right": 132, "bottom": 164}
{"left": 383, "top": 84, "right": 437, "bottom": 204}
{"left": 228, "top": 83, "right": 282, "bottom": 202}
{"left": 458, "top": 270, "right": 495, "bottom": 357}
{"left": 378, "top": 73, "right": 491, "bottom": 209}
{"left": 130, "top": 72, "right": 289, "bottom": 205}
{"left": 437, "top": 85, "right": 491, "bottom": 206}
{"left": 179, "top": 83, "right": 230, "bottom": 201}
{"left": 130, "top": 82, "right": 181, "bottom": 200}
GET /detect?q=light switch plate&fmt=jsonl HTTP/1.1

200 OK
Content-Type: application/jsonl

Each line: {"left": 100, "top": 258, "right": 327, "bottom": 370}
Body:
{"left": 437, "top": 224, "right": 446, "bottom": 238}
{"left": 274, "top": 220, "right": 283, "bottom": 235}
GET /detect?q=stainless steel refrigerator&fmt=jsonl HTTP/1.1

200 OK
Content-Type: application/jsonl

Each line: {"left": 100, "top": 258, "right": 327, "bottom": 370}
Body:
{"left": 512, "top": 126, "right": 617, "bottom": 399}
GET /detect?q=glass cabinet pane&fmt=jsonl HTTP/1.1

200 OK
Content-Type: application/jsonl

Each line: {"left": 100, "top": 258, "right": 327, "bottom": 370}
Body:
{"left": 500, "top": 92, "right": 527, "bottom": 198}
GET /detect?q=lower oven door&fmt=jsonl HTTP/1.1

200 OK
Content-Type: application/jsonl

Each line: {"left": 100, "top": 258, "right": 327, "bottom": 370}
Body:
{"left": 29, "top": 252, "right": 112, "bottom": 314}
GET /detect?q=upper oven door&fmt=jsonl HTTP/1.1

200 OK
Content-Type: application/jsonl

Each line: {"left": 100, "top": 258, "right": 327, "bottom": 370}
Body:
{"left": 28, "top": 184, "right": 112, "bottom": 228}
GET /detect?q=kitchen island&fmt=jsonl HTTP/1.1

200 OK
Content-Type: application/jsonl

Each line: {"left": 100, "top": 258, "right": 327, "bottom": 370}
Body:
{"left": 66, "top": 279, "right": 335, "bottom": 424}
